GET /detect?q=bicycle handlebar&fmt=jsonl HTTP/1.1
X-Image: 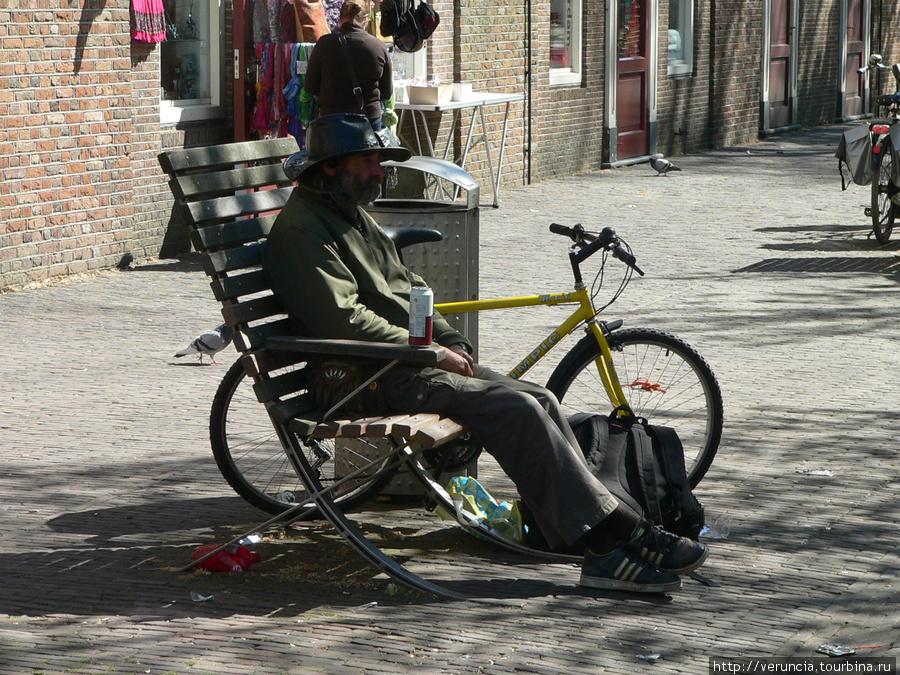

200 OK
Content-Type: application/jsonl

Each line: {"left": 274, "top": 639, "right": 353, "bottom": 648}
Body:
{"left": 549, "top": 223, "right": 645, "bottom": 276}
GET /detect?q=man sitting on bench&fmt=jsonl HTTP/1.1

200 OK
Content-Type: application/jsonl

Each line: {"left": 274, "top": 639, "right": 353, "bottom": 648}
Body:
{"left": 263, "top": 113, "right": 708, "bottom": 593}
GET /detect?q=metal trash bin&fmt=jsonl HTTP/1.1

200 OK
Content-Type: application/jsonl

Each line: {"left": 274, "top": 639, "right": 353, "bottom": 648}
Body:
{"left": 361, "top": 156, "right": 481, "bottom": 498}
{"left": 368, "top": 155, "right": 480, "bottom": 355}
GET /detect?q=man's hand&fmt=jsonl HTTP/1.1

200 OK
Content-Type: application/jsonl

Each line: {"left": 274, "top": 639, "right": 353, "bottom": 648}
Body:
{"left": 436, "top": 344, "right": 474, "bottom": 377}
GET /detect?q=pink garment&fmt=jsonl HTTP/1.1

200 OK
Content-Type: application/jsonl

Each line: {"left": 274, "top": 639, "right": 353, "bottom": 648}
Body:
{"left": 250, "top": 44, "right": 275, "bottom": 138}
{"left": 130, "top": 0, "right": 166, "bottom": 43}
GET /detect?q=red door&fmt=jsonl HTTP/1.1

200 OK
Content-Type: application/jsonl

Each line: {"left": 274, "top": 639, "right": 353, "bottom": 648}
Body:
{"left": 768, "top": 0, "right": 793, "bottom": 129}
{"left": 844, "top": 0, "right": 867, "bottom": 118}
{"left": 617, "top": 0, "right": 650, "bottom": 160}
{"left": 233, "top": 0, "right": 254, "bottom": 141}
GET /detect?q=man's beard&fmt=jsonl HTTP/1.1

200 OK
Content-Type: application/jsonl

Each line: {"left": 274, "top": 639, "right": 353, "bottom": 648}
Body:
{"left": 332, "top": 172, "right": 381, "bottom": 207}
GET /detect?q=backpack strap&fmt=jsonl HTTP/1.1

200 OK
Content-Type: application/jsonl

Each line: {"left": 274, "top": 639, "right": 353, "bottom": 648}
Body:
{"left": 338, "top": 34, "right": 366, "bottom": 113}
{"left": 646, "top": 424, "right": 705, "bottom": 538}
{"left": 630, "top": 424, "right": 664, "bottom": 526}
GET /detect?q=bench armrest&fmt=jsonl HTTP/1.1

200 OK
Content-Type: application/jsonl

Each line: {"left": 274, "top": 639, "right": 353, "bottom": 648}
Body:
{"left": 265, "top": 336, "right": 446, "bottom": 366}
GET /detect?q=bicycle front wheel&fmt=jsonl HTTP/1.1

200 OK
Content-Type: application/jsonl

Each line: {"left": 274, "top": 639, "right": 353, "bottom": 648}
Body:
{"left": 209, "top": 359, "right": 395, "bottom": 515}
{"left": 546, "top": 328, "right": 723, "bottom": 488}
{"left": 871, "top": 137, "right": 897, "bottom": 244}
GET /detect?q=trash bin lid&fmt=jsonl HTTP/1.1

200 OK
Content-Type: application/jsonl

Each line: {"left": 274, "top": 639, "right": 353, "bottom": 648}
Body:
{"left": 382, "top": 156, "right": 479, "bottom": 209}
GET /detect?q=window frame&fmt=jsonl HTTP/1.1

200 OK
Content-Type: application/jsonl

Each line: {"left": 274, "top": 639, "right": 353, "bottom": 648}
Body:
{"left": 667, "top": 0, "right": 694, "bottom": 76}
{"left": 549, "top": 0, "right": 583, "bottom": 87}
{"left": 159, "top": 0, "right": 225, "bottom": 124}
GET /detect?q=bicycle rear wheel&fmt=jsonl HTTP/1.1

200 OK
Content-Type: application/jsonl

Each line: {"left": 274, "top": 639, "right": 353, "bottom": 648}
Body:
{"left": 546, "top": 328, "right": 723, "bottom": 488}
{"left": 871, "top": 136, "right": 897, "bottom": 244}
{"left": 209, "top": 359, "right": 395, "bottom": 515}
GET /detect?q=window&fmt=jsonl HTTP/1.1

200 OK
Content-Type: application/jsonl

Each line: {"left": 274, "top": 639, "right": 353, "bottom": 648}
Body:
{"left": 550, "top": 0, "right": 582, "bottom": 86}
{"left": 667, "top": 0, "right": 694, "bottom": 76}
{"left": 390, "top": 45, "right": 428, "bottom": 82}
{"left": 160, "top": 0, "right": 224, "bottom": 123}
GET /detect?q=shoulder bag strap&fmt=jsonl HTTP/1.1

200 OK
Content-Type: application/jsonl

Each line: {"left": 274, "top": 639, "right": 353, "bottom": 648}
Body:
{"left": 338, "top": 34, "right": 366, "bottom": 113}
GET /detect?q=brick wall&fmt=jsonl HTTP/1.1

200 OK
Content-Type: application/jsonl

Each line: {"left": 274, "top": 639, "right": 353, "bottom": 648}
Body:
{"left": 0, "top": 0, "right": 136, "bottom": 290}
{"left": 0, "top": 0, "right": 231, "bottom": 292}
{"left": 707, "top": 1, "right": 762, "bottom": 146}
{"left": 532, "top": 0, "right": 608, "bottom": 181}
{"left": 872, "top": 0, "right": 900, "bottom": 98}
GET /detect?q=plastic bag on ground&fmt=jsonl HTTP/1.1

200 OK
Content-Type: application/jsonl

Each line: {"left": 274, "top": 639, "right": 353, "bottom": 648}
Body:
{"left": 436, "top": 476, "right": 524, "bottom": 543}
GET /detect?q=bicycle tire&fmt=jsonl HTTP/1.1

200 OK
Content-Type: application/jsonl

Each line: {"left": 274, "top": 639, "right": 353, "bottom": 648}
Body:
{"left": 871, "top": 136, "right": 897, "bottom": 244}
{"left": 546, "top": 328, "right": 724, "bottom": 489}
{"left": 209, "top": 359, "right": 396, "bottom": 516}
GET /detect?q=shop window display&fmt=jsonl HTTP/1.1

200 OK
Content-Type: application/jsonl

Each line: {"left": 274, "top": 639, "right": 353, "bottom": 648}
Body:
{"left": 159, "top": 0, "right": 223, "bottom": 123}
{"left": 549, "top": 0, "right": 582, "bottom": 86}
{"left": 667, "top": 0, "right": 693, "bottom": 76}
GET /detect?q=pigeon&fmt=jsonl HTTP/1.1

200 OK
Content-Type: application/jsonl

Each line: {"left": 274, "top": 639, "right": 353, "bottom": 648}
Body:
{"left": 174, "top": 323, "right": 233, "bottom": 365}
{"left": 650, "top": 156, "right": 682, "bottom": 176}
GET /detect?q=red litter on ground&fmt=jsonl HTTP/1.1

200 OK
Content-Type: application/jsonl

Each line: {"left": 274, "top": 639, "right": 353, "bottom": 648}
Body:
{"left": 191, "top": 543, "right": 261, "bottom": 573}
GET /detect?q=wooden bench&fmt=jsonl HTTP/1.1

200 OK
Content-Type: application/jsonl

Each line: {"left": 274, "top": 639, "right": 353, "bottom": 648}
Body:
{"left": 158, "top": 138, "right": 567, "bottom": 601}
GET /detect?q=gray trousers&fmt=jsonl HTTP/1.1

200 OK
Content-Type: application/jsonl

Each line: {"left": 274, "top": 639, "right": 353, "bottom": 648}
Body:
{"left": 379, "top": 364, "right": 619, "bottom": 549}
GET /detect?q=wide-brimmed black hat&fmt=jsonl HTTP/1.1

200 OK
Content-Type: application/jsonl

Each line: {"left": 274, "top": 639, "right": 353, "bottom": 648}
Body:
{"left": 282, "top": 114, "right": 411, "bottom": 181}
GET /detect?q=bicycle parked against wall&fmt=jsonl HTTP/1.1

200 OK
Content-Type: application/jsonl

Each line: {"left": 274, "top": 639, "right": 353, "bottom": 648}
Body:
{"left": 837, "top": 54, "right": 900, "bottom": 244}
{"left": 210, "top": 224, "right": 724, "bottom": 516}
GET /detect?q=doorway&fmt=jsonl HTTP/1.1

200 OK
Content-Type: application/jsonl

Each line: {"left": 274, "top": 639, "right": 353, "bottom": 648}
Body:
{"left": 616, "top": 0, "right": 652, "bottom": 159}
{"left": 763, "top": 0, "right": 798, "bottom": 131}
{"left": 842, "top": 0, "right": 870, "bottom": 119}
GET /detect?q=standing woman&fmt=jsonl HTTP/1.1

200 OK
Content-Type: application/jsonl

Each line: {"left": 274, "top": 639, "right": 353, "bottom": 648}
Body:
{"left": 303, "top": 0, "right": 392, "bottom": 130}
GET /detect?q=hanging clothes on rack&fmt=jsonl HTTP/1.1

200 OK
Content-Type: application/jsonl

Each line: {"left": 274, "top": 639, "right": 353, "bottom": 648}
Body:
{"left": 130, "top": 0, "right": 166, "bottom": 43}
{"left": 250, "top": 44, "right": 275, "bottom": 138}
{"left": 282, "top": 43, "right": 318, "bottom": 145}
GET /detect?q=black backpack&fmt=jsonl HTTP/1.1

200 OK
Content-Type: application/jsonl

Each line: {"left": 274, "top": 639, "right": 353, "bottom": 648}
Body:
{"left": 572, "top": 411, "right": 705, "bottom": 539}
{"left": 380, "top": 0, "right": 439, "bottom": 53}
{"left": 521, "top": 410, "right": 705, "bottom": 554}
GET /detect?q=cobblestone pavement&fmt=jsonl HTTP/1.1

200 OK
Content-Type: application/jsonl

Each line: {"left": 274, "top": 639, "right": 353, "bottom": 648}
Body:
{"left": 3, "top": 125, "right": 900, "bottom": 674}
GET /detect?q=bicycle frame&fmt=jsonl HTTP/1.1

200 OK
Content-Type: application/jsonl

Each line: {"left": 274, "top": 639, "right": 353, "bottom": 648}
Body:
{"left": 435, "top": 287, "right": 631, "bottom": 408}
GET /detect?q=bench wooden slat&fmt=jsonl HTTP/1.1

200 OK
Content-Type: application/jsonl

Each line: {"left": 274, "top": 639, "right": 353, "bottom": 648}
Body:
{"left": 221, "top": 294, "right": 285, "bottom": 326}
{"left": 252, "top": 368, "right": 308, "bottom": 404}
{"left": 158, "top": 137, "right": 299, "bottom": 175}
{"left": 268, "top": 393, "right": 319, "bottom": 426}
{"left": 413, "top": 418, "right": 466, "bottom": 448}
{"left": 287, "top": 417, "right": 320, "bottom": 437}
{"left": 313, "top": 419, "right": 353, "bottom": 439}
{"left": 389, "top": 413, "right": 443, "bottom": 437}
{"left": 191, "top": 216, "right": 275, "bottom": 253}
{"left": 249, "top": 349, "right": 308, "bottom": 377}
{"left": 170, "top": 164, "right": 292, "bottom": 201}
{"left": 363, "top": 414, "right": 408, "bottom": 437}
{"left": 209, "top": 269, "right": 273, "bottom": 303}
{"left": 186, "top": 186, "right": 294, "bottom": 224}
{"left": 339, "top": 417, "right": 385, "bottom": 437}
{"left": 202, "top": 242, "right": 264, "bottom": 276}
{"left": 238, "top": 318, "right": 294, "bottom": 352}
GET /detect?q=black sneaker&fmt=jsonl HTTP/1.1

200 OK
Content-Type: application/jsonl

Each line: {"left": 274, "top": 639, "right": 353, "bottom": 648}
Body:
{"left": 579, "top": 547, "right": 682, "bottom": 593}
{"left": 626, "top": 521, "right": 708, "bottom": 574}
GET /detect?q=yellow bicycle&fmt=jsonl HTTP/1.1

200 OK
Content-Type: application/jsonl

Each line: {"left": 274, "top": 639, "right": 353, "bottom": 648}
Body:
{"left": 435, "top": 223, "right": 723, "bottom": 488}
{"left": 210, "top": 224, "right": 723, "bottom": 514}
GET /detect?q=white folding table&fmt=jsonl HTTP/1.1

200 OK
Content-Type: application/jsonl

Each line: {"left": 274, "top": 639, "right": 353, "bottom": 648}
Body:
{"left": 395, "top": 92, "right": 524, "bottom": 207}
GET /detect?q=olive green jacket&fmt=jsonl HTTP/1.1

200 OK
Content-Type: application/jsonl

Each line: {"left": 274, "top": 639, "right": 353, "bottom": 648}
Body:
{"left": 263, "top": 185, "right": 471, "bottom": 351}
